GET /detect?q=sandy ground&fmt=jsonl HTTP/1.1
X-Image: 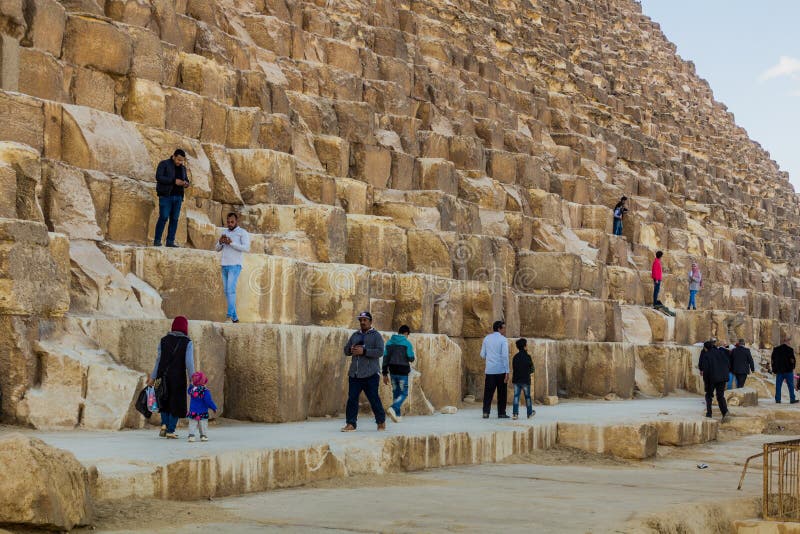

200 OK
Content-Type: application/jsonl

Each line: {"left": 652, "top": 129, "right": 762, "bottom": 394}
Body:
{"left": 70, "top": 434, "right": 776, "bottom": 534}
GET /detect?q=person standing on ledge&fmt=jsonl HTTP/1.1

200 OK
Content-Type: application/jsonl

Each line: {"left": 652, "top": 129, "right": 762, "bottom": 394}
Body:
{"left": 730, "top": 339, "right": 755, "bottom": 388}
{"left": 215, "top": 212, "right": 250, "bottom": 324}
{"left": 154, "top": 148, "right": 191, "bottom": 248}
{"left": 612, "top": 196, "right": 627, "bottom": 236}
{"left": 772, "top": 338, "right": 798, "bottom": 404}
{"left": 651, "top": 250, "right": 664, "bottom": 307}
{"left": 698, "top": 340, "right": 730, "bottom": 422}
{"left": 342, "top": 311, "right": 386, "bottom": 432}
{"left": 481, "top": 320, "right": 510, "bottom": 419}
{"left": 687, "top": 261, "right": 702, "bottom": 310}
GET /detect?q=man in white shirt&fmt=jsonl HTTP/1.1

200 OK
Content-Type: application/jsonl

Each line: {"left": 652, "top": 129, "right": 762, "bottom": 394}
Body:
{"left": 480, "top": 320, "right": 510, "bottom": 419}
{"left": 215, "top": 212, "right": 250, "bottom": 323}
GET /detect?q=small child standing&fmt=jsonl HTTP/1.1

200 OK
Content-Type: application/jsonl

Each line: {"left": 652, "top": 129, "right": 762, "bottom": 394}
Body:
{"left": 187, "top": 371, "right": 217, "bottom": 442}
{"left": 512, "top": 338, "right": 535, "bottom": 420}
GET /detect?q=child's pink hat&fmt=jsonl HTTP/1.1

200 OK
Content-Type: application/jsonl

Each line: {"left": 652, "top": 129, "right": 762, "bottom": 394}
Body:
{"left": 191, "top": 371, "right": 208, "bottom": 386}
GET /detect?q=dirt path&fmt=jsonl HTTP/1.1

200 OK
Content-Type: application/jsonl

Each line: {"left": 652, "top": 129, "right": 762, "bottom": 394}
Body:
{"left": 77, "top": 435, "right": 774, "bottom": 534}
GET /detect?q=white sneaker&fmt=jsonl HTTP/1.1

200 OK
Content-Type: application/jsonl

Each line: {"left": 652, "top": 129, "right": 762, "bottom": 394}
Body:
{"left": 188, "top": 436, "right": 196, "bottom": 443}
{"left": 200, "top": 435, "right": 208, "bottom": 442}
{"left": 396, "top": 415, "right": 403, "bottom": 422}
{"left": 387, "top": 407, "right": 398, "bottom": 423}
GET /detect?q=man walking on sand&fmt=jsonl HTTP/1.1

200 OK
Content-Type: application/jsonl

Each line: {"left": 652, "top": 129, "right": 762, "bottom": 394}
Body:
{"left": 215, "top": 212, "right": 250, "bottom": 323}
{"left": 481, "top": 320, "right": 510, "bottom": 419}
{"left": 342, "top": 311, "right": 386, "bottom": 432}
{"left": 154, "top": 148, "right": 191, "bottom": 247}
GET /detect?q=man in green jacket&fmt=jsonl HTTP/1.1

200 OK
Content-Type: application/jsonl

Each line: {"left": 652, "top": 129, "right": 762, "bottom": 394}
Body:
{"left": 382, "top": 325, "right": 415, "bottom": 423}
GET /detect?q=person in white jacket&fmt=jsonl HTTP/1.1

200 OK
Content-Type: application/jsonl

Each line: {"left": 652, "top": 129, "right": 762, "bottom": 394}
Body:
{"left": 215, "top": 212, "right": 250, "bottom": 323}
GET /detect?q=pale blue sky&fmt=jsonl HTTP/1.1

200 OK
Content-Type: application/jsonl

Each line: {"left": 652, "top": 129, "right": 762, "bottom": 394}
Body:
{"left": 639, "top": 0, "right": 800, "bottom": 191}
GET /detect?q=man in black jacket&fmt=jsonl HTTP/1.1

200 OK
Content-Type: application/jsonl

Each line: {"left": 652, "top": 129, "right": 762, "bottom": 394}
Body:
{"left": 153, "top": 148, "right": 190, "bottom": 247}
{"left": 730, "top": 339, "right": 755, "bottom": 388}
{"left": 699, "top": 340, "right": 730, "bottom": 421}
{"left": 771, "top": 338, "right": 798, "bottom": 404}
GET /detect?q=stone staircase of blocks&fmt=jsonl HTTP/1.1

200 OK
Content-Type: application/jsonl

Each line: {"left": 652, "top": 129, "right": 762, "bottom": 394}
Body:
{"left": 0, "top": 0, "right": 798, "bottom": 437}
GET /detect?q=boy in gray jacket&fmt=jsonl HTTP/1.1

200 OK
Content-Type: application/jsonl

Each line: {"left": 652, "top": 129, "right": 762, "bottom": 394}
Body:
{"left": 342, "top": 311, "right": 386, "bottom": 432}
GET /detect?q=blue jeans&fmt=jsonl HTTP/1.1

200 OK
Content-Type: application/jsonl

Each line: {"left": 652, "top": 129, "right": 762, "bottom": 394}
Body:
{"left": 154, "top": 195, "right": 183, "bottom": 245}
{"left": 613, "top": 218, "right": 622, "bottom": 236}
{"left": 688, "top": 289, "right": 697, "bottom": 310}
{"left": 346, "top": 374, "right": 385, "bottom": 428}
{"left": 221, "top": 264, "right": 242, "bottom": 321}
{"left": 161, "top": 412, "right": 179, "bottom": 433}
{"left": 653, "top": 280, "right": 661, "bottom": 305}
{"left": 513, "top": 383, "right": 533, "bottom": 417}
{"left": 727, "top": 373, "right": 735, "bottom": 390}
{"left": 390, "top": 374, "right": 409, "bottom": 414}
{"left": 776, "top": 373, "right": 797, "bottom": 403}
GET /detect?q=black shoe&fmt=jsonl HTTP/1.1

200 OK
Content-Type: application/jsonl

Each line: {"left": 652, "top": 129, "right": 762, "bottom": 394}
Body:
{"left": 482, "top": 413, "right": 489, "bottom": 419}
{"left": 166, "top": 243, "right": 180, "bottom": 248}
{"left": 153, "top": 242, "right": 162, "bottom": 247}
{"left": 791, "top": 400, "right": 799, "bottom": 404}
{"left": 498, "top": 414, "right": 510, "bottom": 419}
{"left": 232, "top": 319, "right": 239, "bottom": 323}
{"left": 705, "top": 413, "right": 712, "bottom": 418}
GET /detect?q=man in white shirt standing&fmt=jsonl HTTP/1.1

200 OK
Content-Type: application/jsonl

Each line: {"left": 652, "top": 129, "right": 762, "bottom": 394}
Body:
{"left": 480, "top": 320, "right": 510, "bottom": 419}
{"left": 215, "top": 212, "right": 250, "bottom": 323}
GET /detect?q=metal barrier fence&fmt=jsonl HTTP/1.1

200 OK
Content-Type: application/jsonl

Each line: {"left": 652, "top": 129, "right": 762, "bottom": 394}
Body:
{"left": 761, "top": 438, "right": 800, "bottom": 522}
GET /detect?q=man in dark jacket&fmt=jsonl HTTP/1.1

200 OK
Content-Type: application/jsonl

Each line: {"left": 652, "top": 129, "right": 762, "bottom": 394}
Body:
{"left": 771, "top": 338, "right": 798, "bottom": 404}
{"left": 342, "top": 311, "right": 386, "bottom": 432}
{"left": 730, "top": 339, "right": 755, "bottom": 388}
{"left": 154, "top": 148, "right": 190, "bottom": 247}
{"left": 382, "top": 325, "right": 415, "bottom": 423}
{"left": 698, "top": 340, "right": 730, "bottom": 421}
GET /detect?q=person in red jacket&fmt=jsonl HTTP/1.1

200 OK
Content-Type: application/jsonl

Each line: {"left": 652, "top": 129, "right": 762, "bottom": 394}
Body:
{"left": 651, "top": 251, "right": 663, "bottom": 306}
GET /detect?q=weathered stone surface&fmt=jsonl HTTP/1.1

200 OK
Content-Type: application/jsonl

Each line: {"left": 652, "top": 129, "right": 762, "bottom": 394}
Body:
{"left": 654, "top": 418, "right": 718, "bottom": 446}
{"left": 61, "top": 105, "right": 152, "bottom": 180}
{"left": 723, "top": 387, "right": 758, "bottom": 407}
{"left": 41, "top": 160, "right": 103, "bottom": 240}
{"left": 558, "top": 341, "right": 635, "bottom": 398}
{"left": 557, "top": 422, "right": 658, "bottom": 459}
{"left": 0, "top": 434, "right": 93, "bottom": 530}
{"left": 228, "top": 148, "right": 295, "bottom": 204}
{"left": 0, "top": 219, "right": 69, "bottom": 316}
{"left": 63, "top": 15, "right": 132, "bottom": 75}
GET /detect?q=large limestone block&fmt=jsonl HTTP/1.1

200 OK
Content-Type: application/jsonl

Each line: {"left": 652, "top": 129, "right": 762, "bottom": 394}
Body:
{"left": 0, "top": 141, "right": 44, "bottom": 222}
{"left": 63, "top": 15, "right": 132, "bottom": 74}
{"left": 654, "top": 418, "right": 718, "bottom": 446}
{"left": 529, "top": 338, "right": 559, "bottom": 401}
{"left": 641, "top": 307, "right": 675, "bottom": 342}
{"left": 0, "top": 219, "right": 69, "bottom": 316}
{"left": 18, "top": 47, "right": 69, "bottom": 103}
{"left": 314, "top": 134, "right": 349, "bottom": 177}
{"left": 223, "top": 324, "right": 349, "bottom": 422}
{"left": 411, "top": 333, "right": 463, "bottom": 408}
{"left": 22, "top": 0, "right": 67, "bottom": 56}
{"left": 723, "top": 387, "right": 758, "bottom": 407}
{"left": 0, "top": 316, "right": 38, "bottom": 422}
{"left": 518, "top": 295, "right": 608, "bottom": 342}
{"left": 557, "top": 422, "right": 658, "bottom": 459}
{"left": 346, "top": 214, "right": 407, "bottom": 272}
{"left": 122, "top": 78, "right": 166, "bottom": 128}
{"left": 310, "top": 263, "right": 371, "bottom": 328}
{"left": 515, "top": 251, "right": 584, "bottom": 292}
{"left": 407, "top": 229, "right": 454, "bottom": 278}
{"left": 635, "top": 345, "right": 692, "bottom": 397}
{"left": 462, "top": 280, "right": 503, "bottom": 337}
{"left": 73, "top": 67, "right": 115, "bottom": 113}
{"left": 41, "top": 160, "right": 103, "bottom": 240}
{"left": 228, "top": 148, "right": 295, "bottom": 204}
{"left": 0, "top": 163, "right": 14, "bottom": 218}
{"left": 15, "top": 345, "right": 83, "bottom": 428}
{"left": 558, "top": 341, "right": 635, "bottom": 398}
{"left": 178, "top": 52, "right": 235, "bottom": 102}
{"left": 61, "top": 105, "right": 152, "bottom": 180}
{"left": 69, "top": 240, "right": 153, "bottom": 317}
{"left": 203, "top": 144, "right": 243, "bottom": 204}
{"left": 242, "top": 204, "right": 346, "bottom": 263}
{"left": 108, "top": 176, "right": 156, "bottom": 244}
{"left": 0, "top": 92, "right": 44, "bottom": 151}
{"left": 417, "top": 158, "right": 457, "bottom": 195}
{"left": 240, "top": 254, "right": 312, "bottom": 325}
{"left": 351, "top": 143, "right": 391, "bottom": 188}
{"left": 620, "top": 305, "right": 652, "bottom": 344}
{"left": 0, "top": 434, "right": 93, "bottom": 530}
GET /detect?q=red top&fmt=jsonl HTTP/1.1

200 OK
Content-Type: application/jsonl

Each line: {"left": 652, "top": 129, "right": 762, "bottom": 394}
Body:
{"left": 651, "top": 258, "right": 662, "bottom": 281}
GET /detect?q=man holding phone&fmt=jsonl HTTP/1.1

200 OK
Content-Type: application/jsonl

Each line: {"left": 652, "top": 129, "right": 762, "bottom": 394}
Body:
{"left": 154, "top": 148, "right": 191, "bottom": 247}
{"left": 342, "top": 311, "right": 386, "bottom": 432}
{"left": 215, "top": 212, "right": 250, "bottom": 323}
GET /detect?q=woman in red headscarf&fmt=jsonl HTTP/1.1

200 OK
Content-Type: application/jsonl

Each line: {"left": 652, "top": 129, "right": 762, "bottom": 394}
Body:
{"left": 147, "top": 316, "right": 195, "bottom": 438}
